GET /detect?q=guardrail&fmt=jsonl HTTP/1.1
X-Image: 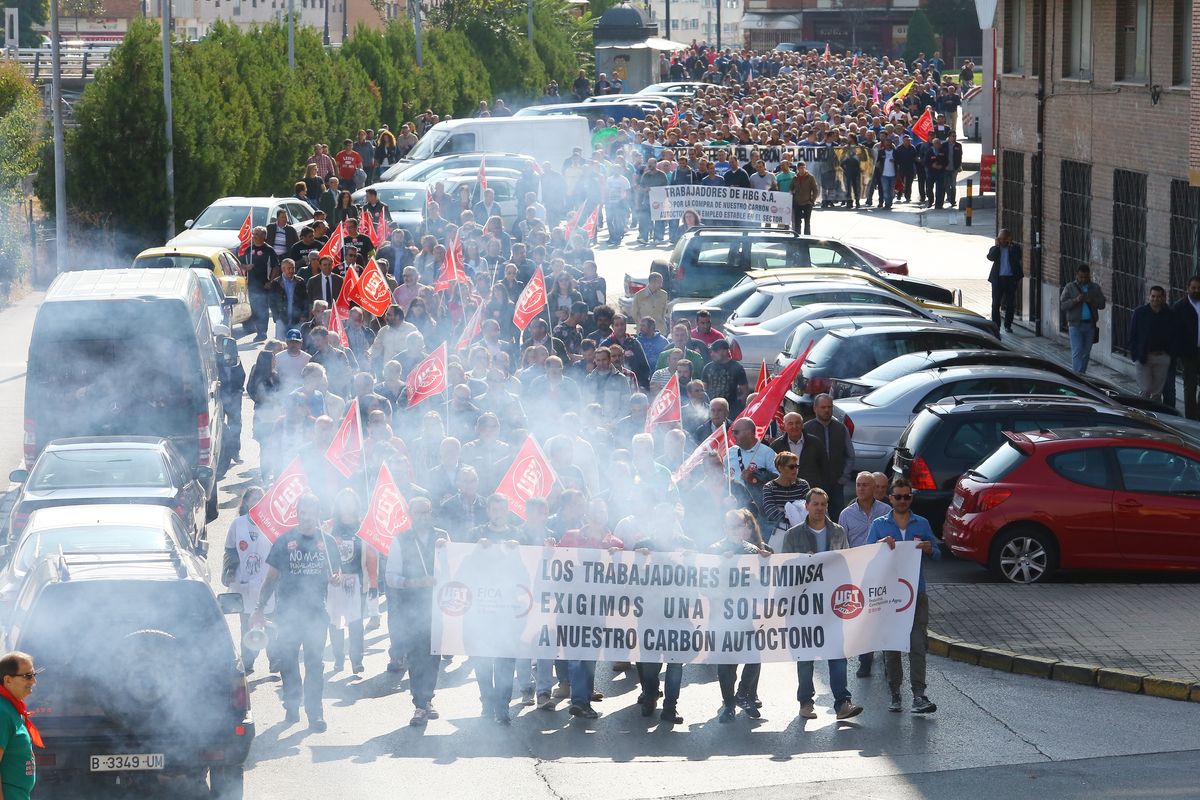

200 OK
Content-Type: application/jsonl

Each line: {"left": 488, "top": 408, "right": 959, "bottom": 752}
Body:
{"left": 2, "top": 46, "right": 112, "bottom": 83}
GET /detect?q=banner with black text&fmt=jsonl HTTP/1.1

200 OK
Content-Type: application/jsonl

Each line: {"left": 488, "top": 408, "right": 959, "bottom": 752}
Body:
{"left": 649, "top": 186, "right": 792, "bottom": 226}
{"left": 432, "top": 542, "right": 922, "bottom": 664}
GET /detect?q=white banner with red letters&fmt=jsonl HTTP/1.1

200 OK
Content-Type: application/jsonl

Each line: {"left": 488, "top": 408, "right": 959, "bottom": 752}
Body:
{"left": 649, "top": 186, "right": 792, "bottom": 225}
{"left": 432, "top": 541, "right": 922, "bottom": 664}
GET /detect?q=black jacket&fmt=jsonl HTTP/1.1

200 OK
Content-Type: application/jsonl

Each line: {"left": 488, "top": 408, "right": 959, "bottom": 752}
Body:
{"left": 986, "top": 243, "right": 1024, "bottom": 282}
{"left": 268, "top": 276, "right": 310, "bottom": 327}
{"left": 1128, "top": 304, "right": 1176, "bottom": 363}
{"left": 770, "top": 433, "right": 830, "bottom": 491}
{"left": 264, "top": 223, "right": 299, "bottom": 255}
{"left": 1174, "top": 297, "right": 1200, "bottom": 360}
{"left": 306, "top": 273, "right": 344, "bottom": 307}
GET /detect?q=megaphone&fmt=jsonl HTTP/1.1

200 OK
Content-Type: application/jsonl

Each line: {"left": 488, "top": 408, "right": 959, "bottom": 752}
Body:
{"left": 243, "top": 624, "right": 270, "bottom": 651}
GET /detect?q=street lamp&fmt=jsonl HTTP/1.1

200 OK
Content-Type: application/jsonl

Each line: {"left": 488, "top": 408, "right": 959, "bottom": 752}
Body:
{"left": 49, "top": 0, "right": 68, "bottom": 272}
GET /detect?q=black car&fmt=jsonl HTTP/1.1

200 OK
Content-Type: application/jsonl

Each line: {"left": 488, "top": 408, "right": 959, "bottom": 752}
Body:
{"left": 621, "top": 228, "right": 957, "bottom": 307}
{"left": 2, "top": 549, "right": 252, "bottom": 797}
{"left": 831, "top": 348, "right": 1181, "bottom": 416}
{"left": 891, "top": 396, "right": 1200, "bottom": 534}
{"left": 6, "top": 437, "right": 212, "bottom": 551}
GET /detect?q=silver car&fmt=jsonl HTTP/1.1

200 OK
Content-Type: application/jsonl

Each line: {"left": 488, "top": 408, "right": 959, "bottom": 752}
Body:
{"left": 833, "top": 365, "right": 1130, "bottom": 473}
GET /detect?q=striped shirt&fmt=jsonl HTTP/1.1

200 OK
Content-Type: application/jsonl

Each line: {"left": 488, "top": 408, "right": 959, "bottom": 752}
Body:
{"left": 838, "top": 499, "right": 893, "bottom": 547}
{"left": 761, "top": 478, "right": 810, "bottom": 528}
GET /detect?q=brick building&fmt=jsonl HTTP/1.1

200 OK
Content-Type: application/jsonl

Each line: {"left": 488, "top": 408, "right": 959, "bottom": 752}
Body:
{"left": 740, "top": 0, "right": 922, "bottom": 55}
{"left": 995, "top": 0, "right": 1199, "bottom": 372}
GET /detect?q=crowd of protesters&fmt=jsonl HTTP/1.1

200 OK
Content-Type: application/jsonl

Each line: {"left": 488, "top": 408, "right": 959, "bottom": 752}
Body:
{"left": 222, "top": 41, "right": 947, "bottom": 735}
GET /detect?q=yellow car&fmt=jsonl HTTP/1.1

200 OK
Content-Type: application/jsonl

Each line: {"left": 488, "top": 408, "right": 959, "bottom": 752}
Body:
{"left": 132, "top": 246, "right": 251, "bottom": 326}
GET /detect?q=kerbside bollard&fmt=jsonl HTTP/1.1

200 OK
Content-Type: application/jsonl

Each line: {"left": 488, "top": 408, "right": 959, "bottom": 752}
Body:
{"left": 965, "top": 179, "right": 974, "bottom": 227}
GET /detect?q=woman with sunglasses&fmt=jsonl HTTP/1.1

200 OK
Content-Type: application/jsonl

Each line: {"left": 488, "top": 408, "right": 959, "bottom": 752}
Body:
{"left": 761, "top": 451, "right": 811, "bottom": 553}
{"left": 709, "top": 508, "right": 772, "bottom": 723}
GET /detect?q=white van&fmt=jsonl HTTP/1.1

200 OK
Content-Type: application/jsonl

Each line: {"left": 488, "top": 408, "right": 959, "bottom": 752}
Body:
{"left": 404, "top": 116, "right": 591, "bottom": 168}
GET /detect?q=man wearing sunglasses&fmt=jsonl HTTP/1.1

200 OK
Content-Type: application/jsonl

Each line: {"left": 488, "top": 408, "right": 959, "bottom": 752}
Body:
{"left": 0, "top": 651, "right": 41, "bottom": 800}
{"left": 866, "top": 477, "right": 941, "bottom": 715}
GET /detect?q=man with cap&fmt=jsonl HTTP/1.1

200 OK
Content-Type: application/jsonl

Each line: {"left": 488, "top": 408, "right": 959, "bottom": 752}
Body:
{"left": 274, "top": 329, "right": 312, "bottom": 392}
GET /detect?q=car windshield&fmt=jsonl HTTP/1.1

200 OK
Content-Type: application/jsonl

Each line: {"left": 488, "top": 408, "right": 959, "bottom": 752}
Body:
{"left": 133, "top": 255, "right": 214, "bottom": 270}
{"left": 29, "top": 449, "right": 171, "bottom": 490}
{"left": 354, "top": 187, "right": 426, "bottom": 211}
{"left": 191, "top": 205, "right": 265, "bottom": 230}
{"left": 971, "top": 441, "right": 1028, "bottom": 481}
{"left": 407, "top": 129, "right": 448, "bottom": 161}
{"left": 860, "top": 353, "right": 938, "bottom": 383}
{"left": 859, "top": 372, "right": 931, "bottom": 407}
{"left": 15, "top": 525, "right": 172, "bottom": 575}
{"left": 732, "top": 292, "right": 772, "bottom": 320}
{"left": 707, "top": 282, "right": 757, "bottom": 309}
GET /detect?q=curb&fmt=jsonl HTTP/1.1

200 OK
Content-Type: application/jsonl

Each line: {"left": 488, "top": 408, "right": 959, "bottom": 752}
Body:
{"left": 927, "top": 631, "right": 1200, "bottom": 703}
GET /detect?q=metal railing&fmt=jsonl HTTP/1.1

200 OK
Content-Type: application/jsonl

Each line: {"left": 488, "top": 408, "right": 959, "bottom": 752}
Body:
{"left": 2, "top": 46, "right": 113, "bottom": 83}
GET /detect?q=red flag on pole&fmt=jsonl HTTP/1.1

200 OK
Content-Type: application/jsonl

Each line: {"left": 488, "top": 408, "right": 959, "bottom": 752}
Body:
{"left": 358, "top": 208, "right": 376, "bottom": 249}
{"left": 406, "top": 343, "right": 448, "bottom": 408}
{"left": 477, "top": 158, "right": 487, "bottom": 193}
{"left": 435, "top": 231, "right": 468, "bottom": 292}
{"left": 317, "top": 220, "right": 345, "bottom": 268}
{"left": 736, "top": 341, "right": 813, "bottom": 440}
{"left": 912, "top": 107, "right": 934, "bottom": 142}
{"left": 727, "top": 107, "right": 740, "bottom": 129}
{"left": 822, "top": 42, "right": 831, "bottom": 62}
{"left": 561, "top": 203, "right": 585, "bottom": 242}
{"left": 356, "top": 462, "right": 412, "bottom": 556}
{"left": 673, "top": 422, "right": 729, "bottom": 484}
{"left": 512, "top": 267, "right": 547, "bottom": 332}
{"left": 249, "top": 458, "right": 311, "bottom": 542}
{"left": 644, "top": 373, "right": 682, "bottom": 432}
{"left": 666, "top": 107, "right": 681, "bottom": 128}
{"left": 581, "top": 205, "right": 600, "bottom": 241}
{"left": 352, "top": 258, "right": 392, "bottom": 317}
{"left": 236, "top": 208, "right": 254, "bottom": 257}
{"left": 755, "top": 359, "right": 769, "bottom": 395}
{"left": 372, "top": 211, "right": 390, "bottom": 249}
{"left": 324, "top": 399, "right": 364, "bottom": 479}
{"left": 494, "top": 436, "right": 558, "bottom": 520}
{"left": 455, "top": 299, "right": 484, "bottom": 352}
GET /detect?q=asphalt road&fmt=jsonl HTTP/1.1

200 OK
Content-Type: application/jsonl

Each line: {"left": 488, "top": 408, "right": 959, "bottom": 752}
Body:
{"left": 8, "top": 217, "right": 1200, "bottom": 799}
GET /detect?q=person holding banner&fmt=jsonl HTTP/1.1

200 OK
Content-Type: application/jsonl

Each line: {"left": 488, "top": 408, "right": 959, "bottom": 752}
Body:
{"left": 867, "top": 478, "right": 941, "bottom": 715}
{"left": 711, "top": 508, "right": 772, "bottom": 723}
{"left": 782, "top": 488, "right": 864, "bottom": 721}
{"left": 384, "top": 496, "right": 447, "bottom": 726}
{"left": 253, "top": 494, "right": 340, "bottom": 732}
{"left": 761, "top": 451, "right": 810, "bottom": 553}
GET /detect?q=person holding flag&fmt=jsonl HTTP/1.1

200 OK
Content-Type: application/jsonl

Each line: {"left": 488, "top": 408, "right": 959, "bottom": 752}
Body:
{"left": 244, "top": 226, "right": 281, "bottom": 341}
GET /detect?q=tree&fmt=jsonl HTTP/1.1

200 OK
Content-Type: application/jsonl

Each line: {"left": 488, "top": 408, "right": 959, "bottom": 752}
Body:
{"left": 924, "top": 0, "right": 978, "bottom": 62}
{"left": 903, "top": 9, "right": 938, "bottom": 64}
{"left": 4, "top": 0, "right": 49, "bottom": 47}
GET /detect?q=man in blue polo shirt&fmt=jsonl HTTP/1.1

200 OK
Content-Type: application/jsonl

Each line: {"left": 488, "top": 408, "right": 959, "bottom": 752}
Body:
{"left": 867, "top": 477, "right": 941, "bottom": 714}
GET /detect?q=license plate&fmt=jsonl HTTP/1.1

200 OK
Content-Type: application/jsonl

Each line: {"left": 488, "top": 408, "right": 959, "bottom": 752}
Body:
{"left": 952, "top": 494, "right": 964, "bottom": 509}
{"left": 89, "top": 753, "right": 165, "bottom": 772}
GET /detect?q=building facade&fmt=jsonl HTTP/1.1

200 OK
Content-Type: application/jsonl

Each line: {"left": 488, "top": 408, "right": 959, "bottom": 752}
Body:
{"left": 739, "top": 0, "right": 921, "bottom": 55}
{"left": 644, "top": 0, "right": 743, "bottom": 48}
{"left": 995, "top": 0, "right": 1198, "bottom": 372}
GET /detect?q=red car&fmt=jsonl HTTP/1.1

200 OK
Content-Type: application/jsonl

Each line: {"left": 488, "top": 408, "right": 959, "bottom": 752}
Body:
{"left": 944, "top": 427, "right": 1200, "bottom": 583}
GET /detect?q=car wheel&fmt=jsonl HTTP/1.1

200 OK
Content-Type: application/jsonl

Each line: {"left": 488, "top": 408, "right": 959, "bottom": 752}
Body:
{"left": 209, "top": 765, "right": 244, "bottom": 800}
{"left": 989, "top": 526, "right": 1057, "bottom": 584}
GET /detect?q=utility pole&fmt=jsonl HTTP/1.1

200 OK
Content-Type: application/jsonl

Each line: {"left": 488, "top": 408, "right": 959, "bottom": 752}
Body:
{"left": 663, "top": 0, "right": 670, "bottom": 41}
{"left": 527, "top": 0, "right": 533, "bottom": 43}
{"left": 162, "top": 0, "right": 175, "bottom": 239}
{"left": 287, "top": 0, "right": 295, "bottom": 67}
{"left": 715, "top": 0, "right": 721, "bottom": 50}
{"left": 49, "top": 0, "right": 67, "bottom": 273}
{"left": 323, "top": 0, "right": 330, "bottom": 45}
{"left": 409, "top": 0, "right": 422, "bottom": 67}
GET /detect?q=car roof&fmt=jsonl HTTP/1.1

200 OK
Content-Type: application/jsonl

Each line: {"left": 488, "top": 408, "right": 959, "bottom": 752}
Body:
{"left": 690, "top": 229, "right": 842, "bottom": 243}
{"left": 825, "top": 322, "right": 970, "bottom": 340}
{"left": 43, "top": 436, "right": 171, "bottom": 451}
{"left": 754, "top": 278, "right": 873, "bottom": 295}
{"left": 205, "top": 196, "right": 288, "bottom": 205}
{"left": 30, "top": 552, "right": 197, "bottom": 584}
{"left": 136, "top": 245, "right": 232, "bottom": 258}
{"left": 361, "top": 180, "right": 429, "bottom": 190}
{"left": 45, "top": 269, "right": 198, "bottom": 302}
{"left": 1007, "top": 427, "right": 1190, "bottom": 449}
{"left": 925, "top": 395, "right": 1118, "bottom": 416}
{"left": 26, "top": 503, "right": 178, "bottom": 533}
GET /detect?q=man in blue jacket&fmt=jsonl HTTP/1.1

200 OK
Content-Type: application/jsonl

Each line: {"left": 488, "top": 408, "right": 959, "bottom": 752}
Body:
{"left": 867, "top": 477, "right": 941, "bottom": 714}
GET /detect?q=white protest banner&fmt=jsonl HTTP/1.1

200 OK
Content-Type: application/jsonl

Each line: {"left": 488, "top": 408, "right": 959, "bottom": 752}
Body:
{"left": 432, "top": 542, "right": 923, "bottom": 664}
{"left": 649, "top": 186, "right": 792, "bottom": 226}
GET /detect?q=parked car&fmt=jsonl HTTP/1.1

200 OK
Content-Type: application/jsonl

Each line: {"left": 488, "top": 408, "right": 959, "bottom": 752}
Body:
{"left": 639, "top": 81, "right": 709, "bottom": 94}
{"left": 401, "top": 117, "right": 590, "bottom": 169}
{"left": 2, "top": 548, "right": 252, "bottom": 796}
{"left": 7, "top": 436, "right": 213, "bottom": 548}
{"left": 583, "top": 94, "right": 678, "bottom": 109}
{"left": 944, "top": 428, "right": 1200, "bottom": 583}
{"left": 350, "top": 181, "right": 429, "bottom": 240}
{"left": 192, "top": 268, "right": 241, "bottom": 331}
{"left": 832, "top": 365, "right": 1142, "bottom": 475}
{"left": 731, "top": 312, "right": 925, "bottom": 388}
{"left": 166, "top": 196, "right": 314, "bottom": 250}
{"left": 515, "top": 102, "right": 652, "bottom": 123}
{"left": 0, "top": 504, "right": 205, "bottom": 610}
{"left": 892, "top": 396, "right": 1200, "bottom": 535}
{"left": 381, "top": 152, "right": 540, "bottom": 183}
{"left": 831, "top": 348, "right": 1180, "bottom": 416}
{"left": 435, "top": 169, "right": 523, "bottom": 227}
{"left": 782, "top": 323, "right": 1005, "bottom": 412}
{"left": 132, "top": 245, "right": 250, "bottom": 326}
{"left": 620, "top": 229, "right": 961, "bottom": 310}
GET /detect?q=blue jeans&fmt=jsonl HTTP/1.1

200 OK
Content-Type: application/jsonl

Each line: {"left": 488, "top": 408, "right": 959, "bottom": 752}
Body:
{"left": 536, "top": 659, "right": 567, "bottom": 694}
{"left": 880, "top": 175, "right": 896, "bottom": 208}
{"left": 568, "top": 659, "right": 596, "bottom": 707}
{"left": 636, "top": 662, "right": 683, "bottom": 708}
{"left": 1069, "top": 322, "right": 1096, "bottom": 374}
{"left": 476, "top": 657, "right": 515, "bottom": 713}
{"left": 797, "top": 658, "right": 850, "bottom": 708}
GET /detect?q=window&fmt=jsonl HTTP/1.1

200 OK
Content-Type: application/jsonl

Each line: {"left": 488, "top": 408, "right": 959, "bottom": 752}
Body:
{"left": 1116, "top": 447, "right": 1200, "bottom": 494}
{"left": 1048, "top": 448, "right": 1114, "bottom": 489}
{"left": 1175, "top": 0, "right": 1193, "bottom": 84}
{"left": 1059, "top": 160, "right": 1092, "bottom": 332}
{"left": 807, "top": 246, "right": 849, "bottom": 266}
{"left": 1116, "top": 0, "right": 1150, "bottom": 82}
{"left": 944, "top": 420, "right": 1005, "bottom": 461}
{"left": 1111, "top": 169, "right": 1148, "bottom": 355}
{"left": 1169, "top": 181, "right": 1200, "bottom": 304}
{"left": 1064, "top": 0, "right": 1093, "bottom": 77}
{"left": 1004, "top": 0, "right": 1026, "bottom": 73}
{"left": 233, "top": 0, "right": 241, "bottom": 13}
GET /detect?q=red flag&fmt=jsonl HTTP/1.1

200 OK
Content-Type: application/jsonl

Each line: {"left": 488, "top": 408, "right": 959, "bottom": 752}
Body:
{"left": 335, "top": 264, "right": 358, "bottom": 318}
{"left": 249, "top": 458, "right": 311, "bottom": 542}
{"left": 755, "top": 359, "right": 769, "bottom": 395}
{"left": 356, "top": 462, "right": 411, "bottom": 556}
{"left": 327, "top": 301, "right": 350, "bottom": 348}
{"left": 406, "top": 342, "right": 448, "bottom": 408}
{"left": 561, "top": 203, "right": 585, "bottom": 242}
{"left": 477, "top": 158, "right": 487, "bottom": 193}
{"left": 666, "top": 107, "right": 681, "bottom": 128}
{"left": 912, "top": 107, "right": 934, "bottom": 142}
{"left": 435, "top": 231, "right": 468, "bottom": 292}
{"left": 318, "top": 220, "right": 345, "bottom": 268}
{"left": 236, "top": 208, "right": 254, "bottom": 257}
{"left": 426, "top": 185, "right": 434, "bottom": 207}
{"left": 372, "top": 211, "right": 390, "bottom": 249}
{"left": 581, "top": 205, "right": 600, "bottom": 241}
{"left": 358, "top": 208, "right": 376, "bottom": 249}
{"left": 352, "top": 258, "right": 393, "bottom": 317}
{"left": 736, "top": 341, "right": 813, "bottom": 440}
{"left": 512, "top": 267, "right": 547, "bottom": 332}
{"left": 645, "top": 373, "right": 681, "bottom": 432}
{"left": 673, "top": 422, "right": 729, "bottom": 484}
{"left": 455, "top": 299, "right": 484, "bottom": 352}
{"left": 852, "top": 52, "right": 860, "bottom": 67}
{"left": 727, "top": 107, "right": 740, "bottom": 129}
{"left": 494, "top": 436, "right": 557, "bottom": 520}
{"left": 324, "top": 399, "right": 364, "bottom": 479}
{"left": 822, "top": 42, "right": 831, "bottom": 63}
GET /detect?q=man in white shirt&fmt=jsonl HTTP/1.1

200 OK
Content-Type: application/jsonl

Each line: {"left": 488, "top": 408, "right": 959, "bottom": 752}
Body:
{"left": 274, "top": 329, "right": 312, "bottom": 391}
{"left": 368, "top": 305, "right": 418, "bottom": 372}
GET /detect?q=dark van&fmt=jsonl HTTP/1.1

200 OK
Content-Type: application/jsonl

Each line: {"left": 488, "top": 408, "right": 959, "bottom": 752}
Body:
{"left": 24, "top": 269, "right": 223, "bottom": 516}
